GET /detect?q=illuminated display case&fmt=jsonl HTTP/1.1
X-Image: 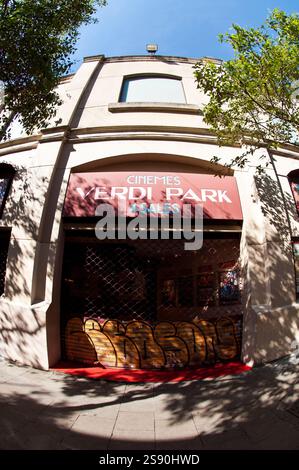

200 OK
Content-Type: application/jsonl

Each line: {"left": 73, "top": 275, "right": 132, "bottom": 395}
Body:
{"left": 218, "top": 270, "right": 240, "bottom": 304}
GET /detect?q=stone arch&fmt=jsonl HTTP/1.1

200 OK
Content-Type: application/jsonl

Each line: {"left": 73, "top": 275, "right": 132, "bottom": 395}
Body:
{"left": 46, "top": 150, "right": 237, "bottom": 367}
{"left": 71, "top": 152, "right": 234, "bottom": 176}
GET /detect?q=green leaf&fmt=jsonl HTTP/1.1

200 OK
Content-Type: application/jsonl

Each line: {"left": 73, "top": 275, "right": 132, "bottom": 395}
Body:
{"left": 194, "top": 8, "right": 299, "bottom": 171}
{"left": 0, "top": 0, "right": 107, "bottom": 138}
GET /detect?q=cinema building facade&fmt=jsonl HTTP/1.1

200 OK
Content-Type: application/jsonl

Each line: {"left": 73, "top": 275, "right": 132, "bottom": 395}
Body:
{"left": 1, "top": 54, "right": 299, "bottom": 371}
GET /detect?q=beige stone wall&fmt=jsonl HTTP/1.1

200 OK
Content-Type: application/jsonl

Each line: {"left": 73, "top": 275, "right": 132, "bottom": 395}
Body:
{"left": 0, "top": 55, "right": 299, "bottom": 368}
{"left": 0, "top": 57, "right": 103, "bottom": 368}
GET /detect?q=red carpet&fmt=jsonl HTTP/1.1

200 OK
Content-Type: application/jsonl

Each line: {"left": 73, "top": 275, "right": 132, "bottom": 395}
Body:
{"left": 52, "top": 361, "right": 251, "bottom": 383}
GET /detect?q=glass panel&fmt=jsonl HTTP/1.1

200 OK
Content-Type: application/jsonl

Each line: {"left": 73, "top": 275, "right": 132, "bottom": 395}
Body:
{"left": 177, "top": 276, "right": 194, "bottom": 307}
{"left": 0, "top": 230, "right": 10, "bottom": 296}
{"left": 120, "top": 77, "right": 186, "bottom": 103}
{"left": 219, "top": 270, "right": 240, "bottom": 304}
{"left": 197, "top": 272, "right": 215, "bottom": 306}
{"left": 161, "top": 279, "right": 176, "bottom": 307}
{"left": 290, "top": 180, "right": 299, "bottom": 214}
{"left": 0, "top": 178, "right": 10, "bottom": 205}
{"left": 0, "top": 173, "right": 14, "bottom": 218}
{"left": 293, "top": 242, "right": 299, "bottom": 299}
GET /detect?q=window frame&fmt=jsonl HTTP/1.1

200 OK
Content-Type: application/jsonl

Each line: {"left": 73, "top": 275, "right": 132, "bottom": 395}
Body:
{"left": 0, "top": 163, "right": 15, "bottom": 219}
{"left": 0, "top": 228, "right": 11, "bottom": 296}
{"left": 292, "top": 239, "right": 299, "bottom": 302}
{"left": 118, "top": 74, "right": 187, "bottom": 104}
{"left": 288, "top": 169, "right": 299, "bottom": 215}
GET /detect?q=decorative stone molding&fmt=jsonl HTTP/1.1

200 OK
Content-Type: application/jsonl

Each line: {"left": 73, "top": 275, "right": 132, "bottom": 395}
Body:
{"left": 108, "top": 102, "right": 203, "bottom": 115}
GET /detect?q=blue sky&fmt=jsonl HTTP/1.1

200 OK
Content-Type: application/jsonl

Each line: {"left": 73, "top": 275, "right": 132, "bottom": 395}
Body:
{"left": 71, "top": 0, "right": 298, "bottom": 70}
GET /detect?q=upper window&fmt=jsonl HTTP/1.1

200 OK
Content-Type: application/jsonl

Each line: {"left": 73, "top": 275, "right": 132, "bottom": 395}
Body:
{"left": 119, "top": 76, "right": 186, "bottom": 103}
{"left": 0, "top": 163, "right": 15, "bottom": 218}
{"left": 288, "top": 170, "right": 299, "bottom": 215}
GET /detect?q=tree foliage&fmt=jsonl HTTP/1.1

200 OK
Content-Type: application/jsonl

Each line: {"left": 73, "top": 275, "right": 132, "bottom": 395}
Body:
{"left": 0, "top": 0, "right": 107, "bottom": 139}
{"left": 194, "top": 9, "right": 299, "bottom": 170}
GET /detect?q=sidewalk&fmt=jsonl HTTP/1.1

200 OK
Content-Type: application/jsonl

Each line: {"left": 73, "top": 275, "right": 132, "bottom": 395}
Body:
{"left": 0, "top": 357, "right": 299, "bottom": 450}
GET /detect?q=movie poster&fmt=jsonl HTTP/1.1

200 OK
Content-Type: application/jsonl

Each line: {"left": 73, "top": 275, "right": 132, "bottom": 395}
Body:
{"left": 219, "top": 270, "right": 240, "bottom": 304}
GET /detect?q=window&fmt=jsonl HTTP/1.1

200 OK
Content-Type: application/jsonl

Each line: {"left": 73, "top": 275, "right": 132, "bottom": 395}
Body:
{"left": 119, "top": 76, "right": 186, "bottom": 103}
{"left": 0, "top": 230, "right": 10, "bottom": 296}
{"left": 160, "top": 261, "right": 240, "bottom": 309}
{"left": 288, "top": 170, "right": 299, "bottom": 215}
{"left": 292, "top": 241, "right": 299, "bottom": 300}
{"left": 0, "top": 163, "right": 15, "bottom": 218}
{"left": 0, "top": 81, "right": 4, "bottom": 107}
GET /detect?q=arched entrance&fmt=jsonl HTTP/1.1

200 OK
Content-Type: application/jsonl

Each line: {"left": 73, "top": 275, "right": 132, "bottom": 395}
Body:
{"left": 59, "top": 156, "right": 244, "bottom": 370}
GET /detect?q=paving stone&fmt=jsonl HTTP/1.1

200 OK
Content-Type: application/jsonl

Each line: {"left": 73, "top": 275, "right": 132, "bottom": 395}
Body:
{"left": 60, "top": 415, "right": 115, "bottom": 450}
{"left": 155, "top": 418, "right": 199, "bottom": 442}
{"left": 109, "top": 430, "right": 155, "bottom": 450}
{"left": 120, "top": 397, "right": 155, "bottom": 412}
{"left": 204, "top": 435, "right": 254, "bottom": 450}
{"left": 1, "top": 358, "right": 299, "bottom": 450}
{"left": 285, "top": 399, "right": 299, "bottom": 419}
{"left": 201, "top": 427, "right": 252, "bottom": 450}
{"left": 0, "top": 402, "right": 42, "bottom": 431}
{"left": 255, "top": 424, "right": 299, "bottom": 450}
{"left": 153, "top": 410, "right": 182, "bottom": 422}
{"left": 70, "top": 414, "right": 115, "bottom": 438}
{"left": 125, "top": 383, "right": 155, "bottom": 394}
{"left": 240, "top": 410, "right": 282, "bottom": 442}
{"left": 192, "top": 411, "right": 227, "bottom": 434}
{"left": 60, "top": 434, "right": 110, "bottom": 450}
{"left": 0, "top": 417, "right": 29, "bottom": 448}
{"left": 79, "top": 403, "right": 121, "bottom": 419}
{"left": 153, "top": 394, "right": 185, "bottom": 415}
{"left": 273, "top": 408, "right": 299, "bottom": 428}
{"left": 50, "top": 393, "right": 123, "bottom": 412}
{"left": 0, "top": 437, "right": 25, "bottom": 450}
{"left": 1, "top": 384, "right": 56, "bottom": 407}
{"left": 0, "top": 363, "right": 30, "bottom": 379}
{"left": 115, "top": 411, "right": 155, "bottom": 431}
{"left": 37, "top": 409, "right": 81, "bottom": 431}
{"left": 155, "top": 436, "right": 203, "bottom": 451}
{"left": 18, "top": 421, "right": 66, "bottom": 450}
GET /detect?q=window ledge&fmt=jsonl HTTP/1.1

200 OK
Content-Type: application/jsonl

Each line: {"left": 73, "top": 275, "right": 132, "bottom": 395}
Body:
{"left": 108, "top": 102, "right": 203, "bottom": 115}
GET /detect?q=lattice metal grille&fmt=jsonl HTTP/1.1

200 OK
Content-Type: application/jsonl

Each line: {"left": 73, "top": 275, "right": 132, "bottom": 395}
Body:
{"left": 61, "top": 236, "right": 243, "bottom": 324}
{"left": 62, "top": 240, "right": 161, "bottom": 323}
{"left": 61, "top": 235, "right": 244, "bottom": 367}
{"left": 0, "top": 231, "right": 10, "bottom": 296}
{"left": 84, "top": 244, "right": 157, "bottom": 321}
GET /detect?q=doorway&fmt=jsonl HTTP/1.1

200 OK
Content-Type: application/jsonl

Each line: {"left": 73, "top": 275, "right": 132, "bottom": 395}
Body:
{"left": 61, "top": 232, "right": 243, "bottom": 369}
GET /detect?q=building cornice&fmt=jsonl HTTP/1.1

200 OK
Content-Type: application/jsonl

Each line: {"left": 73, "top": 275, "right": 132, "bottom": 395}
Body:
{"left": 0, "top": 134, "right": 40, "bottom": 156}
{"left": 39, "top": 125, "right": 70, "bottom": 143}
{"left": 83, "top": 54, "right": 105, "bottom": 63}
{"left": 1, "top": 124, "right": 299, "bottom": 160}
{"left": 102, "top": 55, "right": 201, "bottom": 65}
{"left": 68, "top": 125, "right": 241, "bottom": 147}
{"left": 72, "top": 125, "right": 215, "bottom": 136}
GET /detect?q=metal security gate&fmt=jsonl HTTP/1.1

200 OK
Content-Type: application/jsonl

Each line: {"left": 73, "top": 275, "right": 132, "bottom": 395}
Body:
{"left": 61, "top": 234, "right": 243, "bottom": 369}
{"left": 61, "top": 242, "right": 157, "bottom": 322}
